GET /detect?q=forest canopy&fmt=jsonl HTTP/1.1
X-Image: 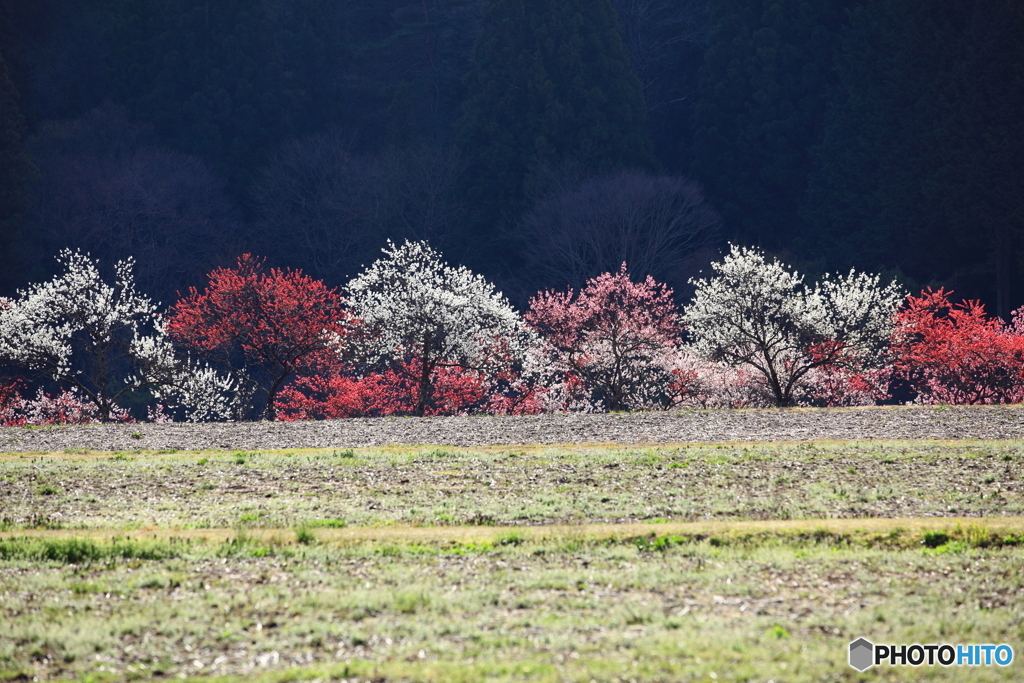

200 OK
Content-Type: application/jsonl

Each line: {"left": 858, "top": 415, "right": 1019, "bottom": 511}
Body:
{"left": 0, "top": 0, "right": 1022, "bottom": 316}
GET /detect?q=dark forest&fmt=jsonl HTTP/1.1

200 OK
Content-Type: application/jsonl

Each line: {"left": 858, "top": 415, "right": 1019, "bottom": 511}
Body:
{"left": 1, "top": 0, "right": 1022, "bottom": 314}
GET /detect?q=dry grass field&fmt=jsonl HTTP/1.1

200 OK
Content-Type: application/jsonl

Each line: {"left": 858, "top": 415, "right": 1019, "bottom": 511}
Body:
{"left": 1, "top": 440, "right": 1023, "bottom": 682}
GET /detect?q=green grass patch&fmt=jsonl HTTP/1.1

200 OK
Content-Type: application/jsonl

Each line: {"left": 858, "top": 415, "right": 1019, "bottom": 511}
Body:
{"left": 0, "top": 536, "right": 182, "bottom": 563}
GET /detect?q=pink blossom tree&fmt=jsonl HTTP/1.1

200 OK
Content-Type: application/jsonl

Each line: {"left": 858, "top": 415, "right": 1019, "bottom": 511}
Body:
{"left": 525, "top": 265, "right": 683, "bottom": 411}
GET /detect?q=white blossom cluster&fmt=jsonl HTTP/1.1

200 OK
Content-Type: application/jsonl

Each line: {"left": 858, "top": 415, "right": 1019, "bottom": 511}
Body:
{"left": 151, "top": 358, "right": 243, "bottom": 422}
{"left": 0, "top": 250, "right": 179, "bottom": 419}
{"left": 682, "top": 244, "right": 904, "bottom": 406}
{"left": 346, "top": 240, "right": 536, "bottom": 374}
{"left": 0, "top": 250, "right": 237, "bottom": 422}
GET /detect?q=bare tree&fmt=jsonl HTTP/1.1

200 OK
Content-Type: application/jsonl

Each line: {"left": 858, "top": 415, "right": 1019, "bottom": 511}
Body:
{"left": 248, "top": 130, "right": 367, "bottom": 284}
{"left": 611, "top": 0, "right": 712, "bottom": 114}
{"left": 28, "top": 104, "right": 238, "bottom": 303}
{"left": 356, "top": 144, "right": 469, "bottom": 250}
{"left": 515, "top": 169, "right": 721, "bottom": 297}
{"left": 250, "top": 131, "right": 470, "bottom": 284}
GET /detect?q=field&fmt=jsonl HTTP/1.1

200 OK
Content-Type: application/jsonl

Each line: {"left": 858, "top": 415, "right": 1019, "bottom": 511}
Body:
{"left": 1, "top": 441, "right": 1023, "bottom": 682}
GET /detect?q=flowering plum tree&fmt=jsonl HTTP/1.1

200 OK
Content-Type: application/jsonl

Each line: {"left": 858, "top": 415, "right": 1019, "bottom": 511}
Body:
{"left": 0, "top": 250, "right": 176, "bottom": 421}
{"left": 345, "top": 240, "right": 534, "bottom": 416}
{"left": 152, "top": 359, "right": 241, "bottom": 422}
{"left": 166, "top": 255, "right": 348, "bottom": 420}
{"left": 682, "top": 245, "right": 903, "bottom": 407}
{"left": 892, "top": 288, "right": 1024, "bottom": 404}
{"left": 0, "top": 380, "right": 132, "bottom": 426}
{"left": 525, "top": 265, "right": 683, "bottom": 411}
{"left": 665, "top": 351, "right": 770, "bottom": 409}
{"left": 276, "top": 359, "right": 494, "bottom": 420}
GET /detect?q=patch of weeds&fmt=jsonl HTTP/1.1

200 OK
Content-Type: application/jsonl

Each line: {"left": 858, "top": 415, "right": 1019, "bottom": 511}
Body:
{"left": 393, "top": 590, "right": 430, "bottom": 614}
{"left": 466, "top": 513, "right": 496, "bottom": 526}
{"left": 26, "top": 514, "right": 63, "bottom": 530}
{"left": 130, "top": 432, "right": 143, "bottom": 440}
{"left": 333, "top": 449, "right": 356, "bottom": 458}
{"left": 35, "top": 484, "right": 60, "bottom": 496}
{"left": 0, "top": 537, "right": 179, "bottom": 564}
{"left": 199, "top": 482, "right": 216, "bottom": 491}
{"left": 925, "top": 540, "right": 969, "bottom": 555}
{"left": 667, "top": 461, "right": 688, "bottom": 469}
{"left": 623, "top": 605, "right": 655, "bottom": 625}
{"left": 634, "top": 451, "right": 665, "bottom": 467}
{"left": 417, "top": 449, "right": 458, "bottom": 462}
{"left": 196, "top": 458, "right": 208, "bottom": 466}
{"left": 233, "top": 452, "right": 247, "bottom": 465}
{"left": 766, "top": 625, "right": 791, "bottom": 639}
{"left": 495, "top": 531, "right": 525, "bottom": 546}
{"left": 633, "top": 534, "right": 684, "bottom": 552}
{"left": 237, "top": 513, "right": 262, "bottom": 526}
{"left": 294, "top": 526, "right": 318, "bottom": 546}
{"left": 219, "top": 532, "right": 273, "bottom": 558}
{"left": 112, "top": 453, "right": 129, "bottom": 461}
{"left": 921, "top": 531, "right": 950, "bottom": 549}
{"left": 70, "top": 581, "right": 103, "bottom": 594}
{"left": 306, "top": 518, "right": 348, "bottom": 529}
{"left": 446, "top": 541, "right": 493, "bottom": 555}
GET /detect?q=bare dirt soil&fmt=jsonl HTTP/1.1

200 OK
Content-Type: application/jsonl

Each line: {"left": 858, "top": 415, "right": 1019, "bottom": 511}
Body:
{"left": 2, "top": 404, "right": 1024, "bottom": 453}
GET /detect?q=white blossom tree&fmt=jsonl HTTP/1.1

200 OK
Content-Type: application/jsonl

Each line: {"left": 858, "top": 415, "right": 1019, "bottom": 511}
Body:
{"left": 682, "top": 245, "right": 903, "bottom": 406}
{"left": 150, "top": 358, "right": 243, "bottom": 422}
{"left": 0, "top": 250, "right": 178, "bottom": 421}
{"left": 345, "top": 240, "right": 535, "bottom": 416}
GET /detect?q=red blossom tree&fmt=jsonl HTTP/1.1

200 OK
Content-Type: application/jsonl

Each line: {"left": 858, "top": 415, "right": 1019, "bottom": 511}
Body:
{"left": 276, "top": 360, "right": 486, "bottom": 420}
{"left": 525, "top": 265, "right": 683, "bottom": 411}
{"left": 276, "top": 356, "right": 540, "bottom": 420}
{"left": 166, "top": 255, "right": 348, "bottom": 420}
{"left": 892, "top": 288, "right": 1024, "bottom": 404}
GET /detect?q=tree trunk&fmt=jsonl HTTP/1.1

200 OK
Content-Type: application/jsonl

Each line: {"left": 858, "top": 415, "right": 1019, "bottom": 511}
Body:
{"left": 415, "top": 331, "right": 432, "bottom": 417}
{"left": 265, "top": 367, "right": 291, "bottom": 421}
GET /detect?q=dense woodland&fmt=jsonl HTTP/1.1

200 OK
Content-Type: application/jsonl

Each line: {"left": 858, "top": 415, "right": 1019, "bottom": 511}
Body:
{"left": 1, "top": 0, "right": 1022, "bottom": 314}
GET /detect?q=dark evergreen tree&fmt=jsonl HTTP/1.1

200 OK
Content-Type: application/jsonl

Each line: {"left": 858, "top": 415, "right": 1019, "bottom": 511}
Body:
{"left": 802, "top": 0, "right": 1024, "bottom": 316}
{"left": 690, "top": 0, "right": 852, "bottom": 251}
{"left": 112, "top": 0, "right": 355, "bottom": 195}
{"left": 460, "top": 0, "right": 652, "bottom": 215}
{"left": 0, "top": 47, "right": 37, "bottom": 294}
{"left": 611, "top": 0, "right": 712, "bottom": 173}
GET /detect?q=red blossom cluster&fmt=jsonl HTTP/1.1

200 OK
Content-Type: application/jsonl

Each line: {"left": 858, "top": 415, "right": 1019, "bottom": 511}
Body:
{"left": 165, "top": 255, "right": 349, "bottom": 420}
{"left": 891, "top": 288, "right": 1024, "bottom": 405}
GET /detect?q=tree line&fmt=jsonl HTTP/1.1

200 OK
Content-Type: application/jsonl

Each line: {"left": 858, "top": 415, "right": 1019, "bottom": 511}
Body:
{"left": 0, "top": 0, "right": 1022, "bottom": 313}
{"left": 3, "top": 243, "right": 1023, "bottom": 425}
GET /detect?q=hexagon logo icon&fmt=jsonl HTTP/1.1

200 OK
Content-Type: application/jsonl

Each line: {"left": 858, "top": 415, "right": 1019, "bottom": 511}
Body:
{"left": 849, "top": 637, "right": 874, "bottom": 671}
